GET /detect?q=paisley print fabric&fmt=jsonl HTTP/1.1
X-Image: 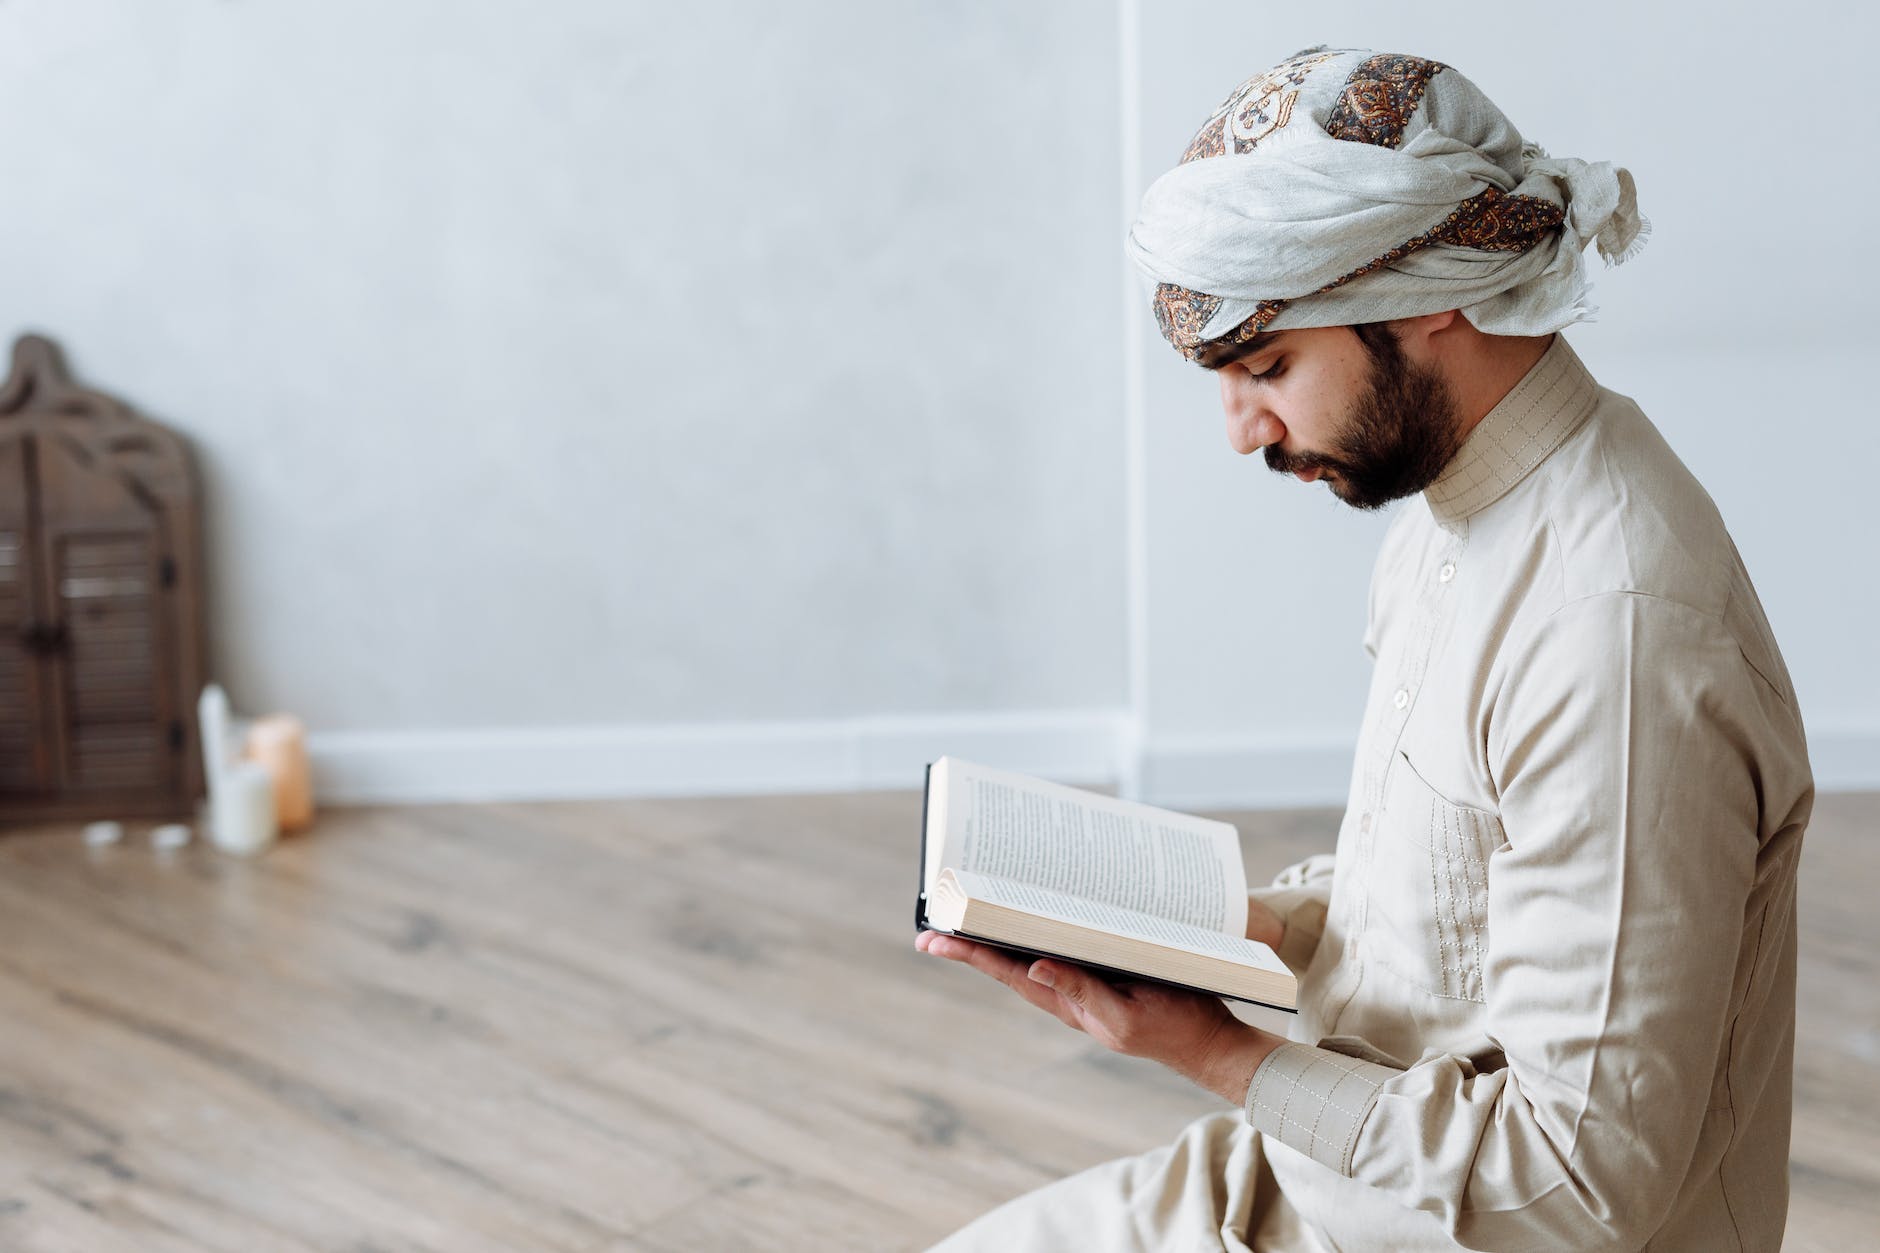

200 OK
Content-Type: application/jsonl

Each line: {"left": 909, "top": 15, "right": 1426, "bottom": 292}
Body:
{"left": 1128, "top": 48, "right": 1648, "bottom": 361}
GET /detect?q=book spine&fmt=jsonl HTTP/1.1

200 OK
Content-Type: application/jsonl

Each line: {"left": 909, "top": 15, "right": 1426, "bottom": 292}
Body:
{"left": 915, "top": 761, "right": 933, "bottom": 934}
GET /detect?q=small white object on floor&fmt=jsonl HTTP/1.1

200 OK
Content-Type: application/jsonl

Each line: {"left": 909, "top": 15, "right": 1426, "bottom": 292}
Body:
{"left": 151, "top": 823, "right": 193, "bottom": 851}
{"left": 209, "top": 760, "right": 278, "bottom": 855}
{"left": 199, "top": 683, "right": 281, "bottom": 855}
{"left": 83, "top": 821, "right": 124, "bottom": 847}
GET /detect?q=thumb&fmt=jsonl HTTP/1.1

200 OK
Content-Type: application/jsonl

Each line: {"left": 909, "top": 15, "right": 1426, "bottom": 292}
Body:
{"left": 1031, "top": 961, "right": 1111, "bottom": 1018}
{"left": 1029, "top": 960, "right": 1087, "bottom": 1008}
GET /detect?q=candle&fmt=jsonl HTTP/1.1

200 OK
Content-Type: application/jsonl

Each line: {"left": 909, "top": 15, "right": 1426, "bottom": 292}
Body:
{"left": 245, "top": 714, "right": 314, "bottom": 832}
{"left": 210, "top": 760, "right": 278, "bottom": 855}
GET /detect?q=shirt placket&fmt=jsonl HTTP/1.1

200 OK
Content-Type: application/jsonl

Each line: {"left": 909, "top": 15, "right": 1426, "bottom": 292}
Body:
{"left": 1321, "top": 519, "right": 1469, "bottom": 1030}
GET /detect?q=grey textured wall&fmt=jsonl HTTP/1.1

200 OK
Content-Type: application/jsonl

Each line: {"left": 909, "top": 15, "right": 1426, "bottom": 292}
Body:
{"left": 0, "top": 2, "right": 1129, "bottom": 733}
{"left": 4, "top": 2, "right": 1874, "bottom": 802}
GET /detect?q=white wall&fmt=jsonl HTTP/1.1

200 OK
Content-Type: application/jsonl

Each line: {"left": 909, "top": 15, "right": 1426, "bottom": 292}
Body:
{"left": 0, "top": 1, "right": 1130, "bottom": 796}
{"left": 3, "top": 2, "right": 1873, "bottom": 804}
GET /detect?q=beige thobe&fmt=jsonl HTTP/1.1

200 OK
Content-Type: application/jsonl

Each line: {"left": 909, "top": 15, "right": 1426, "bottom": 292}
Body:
{"left": 931, "top": 336, "right": 1812, "bottom": 1252}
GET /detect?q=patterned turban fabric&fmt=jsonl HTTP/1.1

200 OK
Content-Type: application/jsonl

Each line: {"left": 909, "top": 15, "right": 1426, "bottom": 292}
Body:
{"left": 1127, "top": 48, "right": 1649, "bottom": 361}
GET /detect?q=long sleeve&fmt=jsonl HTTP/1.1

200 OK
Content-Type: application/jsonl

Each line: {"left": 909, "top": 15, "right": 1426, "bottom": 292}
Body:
{"left": 1243, "top": 591, "right": 1786, "bottom": 1250}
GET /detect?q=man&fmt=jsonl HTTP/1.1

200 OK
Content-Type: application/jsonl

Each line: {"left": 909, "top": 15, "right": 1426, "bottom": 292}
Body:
{"left": 917, "top": 47, "right": 1812, "bottom": 1251}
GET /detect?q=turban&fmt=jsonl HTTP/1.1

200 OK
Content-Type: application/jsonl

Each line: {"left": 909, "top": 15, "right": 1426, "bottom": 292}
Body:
{"left": 1127, "top": 48, "right": 1649, "bottom": 361}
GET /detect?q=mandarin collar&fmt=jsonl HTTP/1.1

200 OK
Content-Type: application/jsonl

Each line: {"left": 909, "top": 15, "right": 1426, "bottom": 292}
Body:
{"left": 1423, "top": 335, "right": 1601, "bottom": 532}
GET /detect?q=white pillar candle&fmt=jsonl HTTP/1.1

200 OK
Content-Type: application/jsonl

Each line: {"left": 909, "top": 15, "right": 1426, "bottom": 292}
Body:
{"left": 210, "top": 760, "right": 279, "bottom": 855}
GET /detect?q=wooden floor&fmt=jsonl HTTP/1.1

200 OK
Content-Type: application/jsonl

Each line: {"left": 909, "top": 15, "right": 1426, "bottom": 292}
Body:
{"left": 0, "top": 789, "right": 1873, "bottom": 1251}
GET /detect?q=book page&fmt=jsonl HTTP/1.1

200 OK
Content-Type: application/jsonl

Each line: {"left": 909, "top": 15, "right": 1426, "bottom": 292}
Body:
{"left": 947, "top": 869, "right": 1288, "bottom": 975}
{"left": 924, "top": 757, "right": 1248, "bottom": 936}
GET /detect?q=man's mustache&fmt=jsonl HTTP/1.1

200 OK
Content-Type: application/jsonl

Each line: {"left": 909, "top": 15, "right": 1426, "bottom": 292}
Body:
{"left": 1264, "top": 445, "right": 1348, "bottom": 478}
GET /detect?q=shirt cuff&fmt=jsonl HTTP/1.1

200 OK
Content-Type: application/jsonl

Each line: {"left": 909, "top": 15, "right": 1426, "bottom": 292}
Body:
{"left": 1243, "top": 1041, "right": 1396, "bottom": 1175}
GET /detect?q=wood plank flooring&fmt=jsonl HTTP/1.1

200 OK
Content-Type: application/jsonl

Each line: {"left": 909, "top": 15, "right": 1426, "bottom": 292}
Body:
{"left": 0, "top": 789, "right": 1873, "bottom": 1251}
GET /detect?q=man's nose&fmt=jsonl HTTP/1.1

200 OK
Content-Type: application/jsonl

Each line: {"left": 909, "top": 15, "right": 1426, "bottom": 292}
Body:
{"left": 1219, "top": 373, "right": 1283, "bottom": 455}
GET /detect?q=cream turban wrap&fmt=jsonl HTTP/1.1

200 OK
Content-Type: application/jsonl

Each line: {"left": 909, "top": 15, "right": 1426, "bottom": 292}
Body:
{"left": 1127, "top": 48, "right": 1649, "bottom": 361}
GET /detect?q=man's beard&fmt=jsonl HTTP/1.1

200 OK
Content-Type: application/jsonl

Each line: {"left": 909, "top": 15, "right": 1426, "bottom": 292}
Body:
{"left": 1263, "top": 327, "right": 1466, "bottom": 511}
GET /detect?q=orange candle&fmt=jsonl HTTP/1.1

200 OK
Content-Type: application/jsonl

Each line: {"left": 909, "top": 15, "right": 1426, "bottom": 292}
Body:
{"left": 244, "top": 714, "right": 315, "bottom": 833}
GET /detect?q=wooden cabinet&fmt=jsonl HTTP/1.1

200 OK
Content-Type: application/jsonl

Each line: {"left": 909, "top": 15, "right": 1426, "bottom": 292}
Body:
{"left": 0, "top": 334, "right": 205, "bottom": 823}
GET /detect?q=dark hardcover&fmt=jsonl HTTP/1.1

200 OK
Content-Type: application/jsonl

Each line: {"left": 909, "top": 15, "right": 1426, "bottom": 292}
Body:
{"left": 916, "top": 761, "right": 933, "bottom": 934}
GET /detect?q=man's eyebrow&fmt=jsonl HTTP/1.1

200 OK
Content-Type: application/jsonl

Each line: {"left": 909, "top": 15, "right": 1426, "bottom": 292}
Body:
{"left": 1196, "top": 332, "right": 1289, "bottom": 371}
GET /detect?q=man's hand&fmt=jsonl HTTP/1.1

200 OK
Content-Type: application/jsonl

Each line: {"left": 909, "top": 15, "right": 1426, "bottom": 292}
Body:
{"left": 1245, "top": 895, "right": 1285, "bottom": 950}
{"left": 914, "top": 929, "right": 1284, "bottom": 1104}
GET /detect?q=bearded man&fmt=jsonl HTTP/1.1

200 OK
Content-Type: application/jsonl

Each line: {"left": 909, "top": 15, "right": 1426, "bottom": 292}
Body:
{"left": 917, "top": 47, "right": 1812, "bottom": 1252}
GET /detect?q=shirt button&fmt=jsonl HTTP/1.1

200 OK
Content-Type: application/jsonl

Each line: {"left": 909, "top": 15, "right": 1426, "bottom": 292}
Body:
{"left": 1359, "top": 812, "right": 1372, "bottom": 833}
{"left": 1438, "top": 561, "right": 1457, "bottom": 584}
{"left": 1393, "top": 687, "right": 1410, "bottom": 710}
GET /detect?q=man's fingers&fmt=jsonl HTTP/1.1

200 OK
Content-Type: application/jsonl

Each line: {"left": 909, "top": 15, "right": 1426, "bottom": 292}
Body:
{"left": 929, "top": 934, "right": 1028, "bottom": 980}
{"left": 1243, "top": 897, "right": 1285, "bottom": 950}
{"left": 1029, "top": 961, "right": 1132, "bottom": 1038}
{"left": 916, "top": 932, "right": 982, "bottom": 962}
{"left": 923, "top": 935, "right": 1043, "bottom": 989}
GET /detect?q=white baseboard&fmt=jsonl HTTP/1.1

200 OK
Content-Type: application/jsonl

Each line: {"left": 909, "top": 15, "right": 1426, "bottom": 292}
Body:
{"left": 306, "top": 710, "right": 1130, "bottom": 805}
{"left": 307, "top": 714, "right": 1880, "bottom": 809}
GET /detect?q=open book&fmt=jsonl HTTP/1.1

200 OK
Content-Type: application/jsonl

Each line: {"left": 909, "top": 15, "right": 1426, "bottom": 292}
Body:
{"left": 917, "top": 757, "right": 1295, "bottom": 1012}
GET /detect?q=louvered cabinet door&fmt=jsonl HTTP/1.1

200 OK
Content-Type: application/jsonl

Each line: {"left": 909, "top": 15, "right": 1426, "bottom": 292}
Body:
{"left": 0, "top": 435, "right": 42, "bottom": 793}
{"left": 0, "top": 335, "right": 203, "bottom": 824}
{"left": 33, "top": 430, "right": 180, "bottom": 803}
{"left": 52, "top": 532, "right": 171, "bottom": 793}
{"left": 0, "top": 532, "right": 28, "bottom": 791}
